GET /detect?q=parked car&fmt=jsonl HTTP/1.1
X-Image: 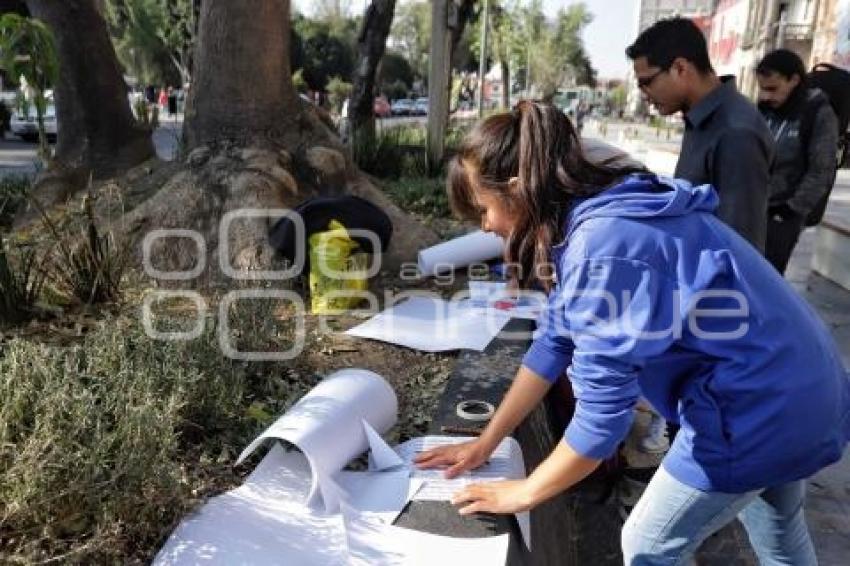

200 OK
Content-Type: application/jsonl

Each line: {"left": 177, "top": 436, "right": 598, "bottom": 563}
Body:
{"left": 412, "top": 97, "right": 429, "bottom": 116}
{"left": 10, "top": 103, "right": 57, "bottom": 143}
{"left": 391, "top": 98, "right": 413, "bottom": 116}
{"left": 374, "top": 96, "right": 391, "bottom": 118}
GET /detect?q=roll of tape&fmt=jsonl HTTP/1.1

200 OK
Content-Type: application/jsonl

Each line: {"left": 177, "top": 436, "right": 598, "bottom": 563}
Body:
{"left": 455, "top": 399, "right": 495, "bottom": 422}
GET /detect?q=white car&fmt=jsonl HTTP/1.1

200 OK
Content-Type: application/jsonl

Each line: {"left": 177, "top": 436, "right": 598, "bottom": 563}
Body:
{"left": 10, "top": 103, "right": 57, "bottom": 143}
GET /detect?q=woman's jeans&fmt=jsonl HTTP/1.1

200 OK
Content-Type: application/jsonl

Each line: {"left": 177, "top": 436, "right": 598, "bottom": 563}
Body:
{"left": 621, "top": 465, "right": 817, "bottom": 565}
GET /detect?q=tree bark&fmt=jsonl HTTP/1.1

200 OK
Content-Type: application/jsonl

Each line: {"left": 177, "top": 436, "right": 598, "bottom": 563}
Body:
{"left": 184, "top": 0, "right": 301, "bottom": 150}
{"left": 349, "top": 0, "right": 396, "bottom": 146}
{"left": 500, "top": 59, "right": 509, "bottom": 109}
{"left": 26, "top": 0, "right": 155, "bottom": 180}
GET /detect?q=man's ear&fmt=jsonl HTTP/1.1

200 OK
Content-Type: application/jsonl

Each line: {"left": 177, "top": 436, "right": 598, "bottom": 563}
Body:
{"left": 670, "top": 57, "right": 689, "bottom": 79}
{"left": 790, "top": 74, "right": 802, "bottom": 89}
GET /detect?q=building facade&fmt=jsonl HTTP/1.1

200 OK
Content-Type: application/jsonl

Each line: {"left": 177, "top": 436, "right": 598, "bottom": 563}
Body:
{"left": 627, "top": 0, "right": 718, "bottom": 114}
{"left": 627, "top": 0, "right": 848, "bottom": 113}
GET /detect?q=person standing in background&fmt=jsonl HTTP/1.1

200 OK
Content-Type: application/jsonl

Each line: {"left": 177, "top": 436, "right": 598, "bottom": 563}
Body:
{"left": 756, "top": 49, "right": 840, "bottom": 274}
{"left": 626, "top": 17, "right": 773, "bottom": 253}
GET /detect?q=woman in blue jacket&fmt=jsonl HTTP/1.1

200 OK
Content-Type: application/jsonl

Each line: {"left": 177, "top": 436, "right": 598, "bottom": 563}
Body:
{"left": 415, "top": 101, "right": 849, "bottom": 565}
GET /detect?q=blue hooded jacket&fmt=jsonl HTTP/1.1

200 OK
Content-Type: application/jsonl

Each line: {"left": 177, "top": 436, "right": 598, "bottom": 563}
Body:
{"left": 522, "top": 174, "right": 850, "bottom": 493}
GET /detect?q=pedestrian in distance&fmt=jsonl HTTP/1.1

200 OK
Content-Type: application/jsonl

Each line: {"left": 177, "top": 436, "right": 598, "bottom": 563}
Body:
{"left": 167, "top": 86, "right": 177, "bottom": 117}
{"left": 415, "top": 101, "right": 849, "bottom": 566}
{"left": 626, "top": 17, "right": 774, "bottom": 253}
{"left": 756, "top": 48, "right": 841, "bottom": 274}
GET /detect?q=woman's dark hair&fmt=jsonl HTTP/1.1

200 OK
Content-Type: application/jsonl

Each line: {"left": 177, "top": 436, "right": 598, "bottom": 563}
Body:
{"left": 626, "top": 17, "right": 713, "bottom": 74}
{"left": 448, "top": 100, "right": 646, "bottom": 291}
{"left": 756, "top": 48, "right": 808, "bottom": 87}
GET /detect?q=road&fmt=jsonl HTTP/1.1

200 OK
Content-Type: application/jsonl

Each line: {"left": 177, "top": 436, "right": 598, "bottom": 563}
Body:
{"left": 0, "top": 115, "right": 184, "bottom": 178}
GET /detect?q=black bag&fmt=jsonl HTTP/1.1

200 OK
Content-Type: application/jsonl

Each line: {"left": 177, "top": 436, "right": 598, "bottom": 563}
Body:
{"left": 800, "top": 63, "right": 850, "bottom": 226}
{"left": 268, "top": 195, "right": 393, "bottom": 276}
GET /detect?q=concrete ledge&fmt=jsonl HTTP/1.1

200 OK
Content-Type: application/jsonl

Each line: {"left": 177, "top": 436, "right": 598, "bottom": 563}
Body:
{"left": 813, "top": 215, "right": 850, "bottom": 291}
{"left": 395, "top": 318, "right": 624, "bottom": 565}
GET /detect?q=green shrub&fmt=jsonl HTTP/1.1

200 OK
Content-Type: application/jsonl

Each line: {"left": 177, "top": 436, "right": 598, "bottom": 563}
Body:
{"left": 40, "top": 194, "right": 129, "bottom": 306}
{"left": 0, "top": 175, "right": 31, "bottom": 231}
{"left": 381, "top": 176, "right": 450, "bottom": 218}
{"left": 326, "top": 76, "right": 352, "bottom": 114}
{"left": 0, "top": 233, "right": 47, "bottom": 326}
{"left": 353, "top": 125, "right": 430, "bottom": 178}
{"left": 0, "top": 310, "right": 310, "bottom": 563}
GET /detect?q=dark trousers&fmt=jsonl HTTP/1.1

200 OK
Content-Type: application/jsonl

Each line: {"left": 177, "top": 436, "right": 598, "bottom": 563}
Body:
{"left": 765, "top": 213, "right": 806, "bottom": 275}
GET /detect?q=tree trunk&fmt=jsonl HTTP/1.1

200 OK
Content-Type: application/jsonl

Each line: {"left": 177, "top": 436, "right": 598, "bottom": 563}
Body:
{"left": 349, "top": 0, "right": 396, "bottom": 147}
{"left": 184, "top": 0, "right": 302, "bottom": 150}
{"left": 117, "top": 0, "right": 437, "bottom": 283}
{"left": 26, "top": 0, "right": 154, "bottom": 181}
{"left": 500, "top": 59, "right": 509, "bottom": 109}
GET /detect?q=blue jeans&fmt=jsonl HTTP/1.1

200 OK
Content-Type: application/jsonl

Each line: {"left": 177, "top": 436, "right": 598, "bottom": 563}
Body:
{"left": 621, "top": 465, "right": 817, "bottom": 565}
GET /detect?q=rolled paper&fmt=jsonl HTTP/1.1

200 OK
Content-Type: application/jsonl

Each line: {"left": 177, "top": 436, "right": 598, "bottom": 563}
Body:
{"left": 417, "top": 230, "right": 505, "bottom": 277}
{"left": 236, "top": 368, "right": 397, "bottom": 513}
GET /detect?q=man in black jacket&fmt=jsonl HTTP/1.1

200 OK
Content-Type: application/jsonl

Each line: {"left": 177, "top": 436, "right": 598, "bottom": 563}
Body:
{"left": 757, "top": 49, "right": 840, "bottom": 274}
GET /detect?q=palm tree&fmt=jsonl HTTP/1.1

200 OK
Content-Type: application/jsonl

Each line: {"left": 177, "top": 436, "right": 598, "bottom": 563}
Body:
{"left": 0, "top": 13, "right": 58, "bottom": 166}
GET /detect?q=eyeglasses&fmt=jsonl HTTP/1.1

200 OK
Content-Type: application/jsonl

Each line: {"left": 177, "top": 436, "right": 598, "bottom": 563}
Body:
{"left": 637, "top": 68, "right": 667, "bottom": 89}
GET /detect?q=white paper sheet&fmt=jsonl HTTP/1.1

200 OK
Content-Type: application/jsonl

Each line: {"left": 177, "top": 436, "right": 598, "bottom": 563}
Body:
{"left": 344, "top": 296, "right": 511, "bottom": 352}
{"left": 156, "top": 373, "right": 525, "bottom": 565}
{"left": 334, "top": 469, "right": 423, "bottom": 525}
{"left": 417, "top": 230, "right": 505, "bottom": 277}
{"left": 343, "top": 506, "right": 510, "bottom": 566}
{"left": 154, "top": 444, "right": 349, "bottom": 566}
{"left": 457, "top": 288, "right": 547, "bottom": 322}
{"left": 395, "top": 436, "right": 532, "bottom": 550}
{"left": 364, "top": 420, "right": 406, "bottom": 471}
{"left": 236, "top": 368, "right": 397, "bottom": 512}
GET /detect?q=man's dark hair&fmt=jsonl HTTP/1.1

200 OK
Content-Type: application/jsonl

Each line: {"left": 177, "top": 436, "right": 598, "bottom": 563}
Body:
{"left": 756, "top": 48, "right": 808, "bottom": 86}
{"left": 626, "top": 17, "right": 713, "bottom": 74}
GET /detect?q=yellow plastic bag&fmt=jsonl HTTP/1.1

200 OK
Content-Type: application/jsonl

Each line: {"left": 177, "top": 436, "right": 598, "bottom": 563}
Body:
{"left": 309, "top": 219, "right": 368, "bottom": 314}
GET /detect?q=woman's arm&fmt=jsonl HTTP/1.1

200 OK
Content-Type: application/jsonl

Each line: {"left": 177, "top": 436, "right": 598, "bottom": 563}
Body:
{"left": 451, "top": 440, "right": 600, "bottom": 515}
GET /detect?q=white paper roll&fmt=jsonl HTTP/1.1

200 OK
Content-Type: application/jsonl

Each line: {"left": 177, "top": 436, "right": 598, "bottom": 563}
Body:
{"left": 236, "top": 368, "right": 397, "bottom": 512}
{"left": 417, "top": 230, "right": 505, "bottom": 277}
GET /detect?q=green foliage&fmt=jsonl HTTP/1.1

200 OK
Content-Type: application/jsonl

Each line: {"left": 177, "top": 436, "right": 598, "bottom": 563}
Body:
{"left": 0, "top": 312, "right": 310, "bottom": 563}
{"left": 389, "top": 1, "right": 431, "bottom": 82}
{"left": 379, "top": 50, "right": 415, "bottom": 90}
{"left": 38, "top": 194, "right": 129, "bottom": 306}
{"left": 104, "top": 0, "right": 193, "bottom": 86}
{"left": 0, "top": 233, "right": 47, "bottom": 326}
{"left": 608, "top": 84, "right": 627, "bottom": 111}
{"left": 0, "top": 174, "right": 30, "bottom": 231}
{"left": 0, "top": 13, "right": 59, "bottom": 164}
{"left": 353, "top": 125, "right": 426, "bottom": 178}
{"left": 325, "top": 75, "right": 352, "bottom": 113}
{"left": 292, "top": 15, "right": 356, "bottom": 91}
{"left": 381, "top": 176, "right": 450, "bottom": 218}
{"left": 383, "top": 79, "right": 409, "bottom": 102}
{"left": 529, "top": 3, "right": 595, "bottom": 99}
{"left": 292, "top": 68, "right": 308, "bottom": 93}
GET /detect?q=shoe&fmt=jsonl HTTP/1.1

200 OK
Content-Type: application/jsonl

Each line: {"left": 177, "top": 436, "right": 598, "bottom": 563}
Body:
{"left": 639, "top": 412, "right": 669, "bottom": 453}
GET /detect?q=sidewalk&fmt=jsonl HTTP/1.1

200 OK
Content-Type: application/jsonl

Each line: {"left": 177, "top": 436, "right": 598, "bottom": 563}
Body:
{"left": 783, "top": 171, "right": 850, "bottom": 565}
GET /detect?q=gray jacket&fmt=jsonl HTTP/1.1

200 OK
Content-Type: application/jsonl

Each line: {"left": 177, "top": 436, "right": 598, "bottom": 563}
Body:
{"left": 760, "top": 88, "right": 839, "bottom": 217}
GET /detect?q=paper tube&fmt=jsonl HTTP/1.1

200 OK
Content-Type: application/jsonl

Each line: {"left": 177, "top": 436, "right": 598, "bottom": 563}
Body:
{"left": 236, "top": 368, "right": 397, "bottom": 512}
{"left": 417, "top": 230, "right": 505, "bottom": 277}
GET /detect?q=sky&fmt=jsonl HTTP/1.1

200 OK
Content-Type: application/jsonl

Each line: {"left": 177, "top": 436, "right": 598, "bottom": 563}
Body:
{"left": 293, "top": 0, "right": 637, "bottom": 80}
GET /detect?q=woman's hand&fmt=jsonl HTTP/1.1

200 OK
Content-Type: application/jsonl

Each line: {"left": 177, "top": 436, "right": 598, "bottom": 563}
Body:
{"left": 413, "top": 439, "right": 493, "bottom": 479}
{"left": 451, "top": 480, "right": 535, "bottom": 515}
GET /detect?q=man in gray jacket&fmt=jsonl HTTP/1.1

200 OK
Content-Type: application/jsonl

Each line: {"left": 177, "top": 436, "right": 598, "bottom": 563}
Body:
{"left": 757, "top": 49, "right": 840, "bottom": 273}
